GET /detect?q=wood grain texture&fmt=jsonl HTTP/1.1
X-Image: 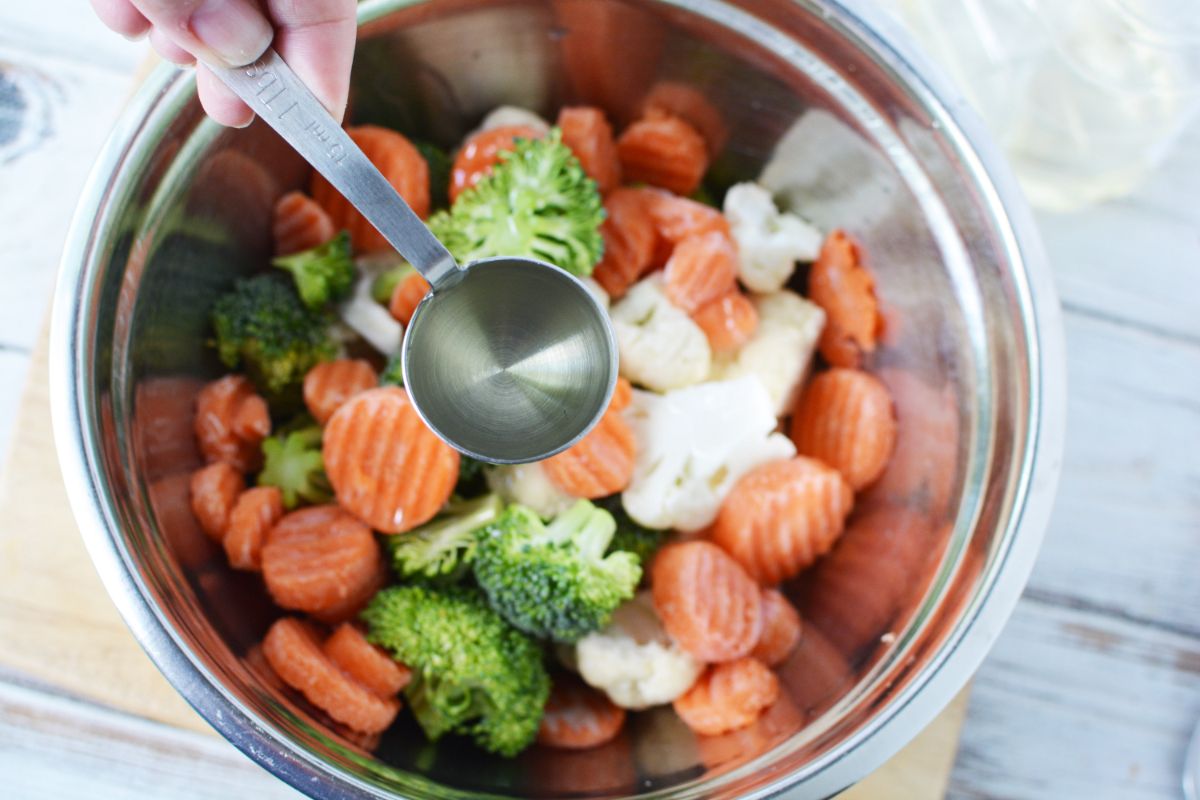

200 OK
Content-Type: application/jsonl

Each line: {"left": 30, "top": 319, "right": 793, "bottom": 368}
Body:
{"left": 0, "top": 679, "right": 303, "bottom": 800}
{"left": 0, "top": 327, "right": 209, "bottom": 735}
{"left": 948, "top": 600, "right": 1200, "bottom": 800}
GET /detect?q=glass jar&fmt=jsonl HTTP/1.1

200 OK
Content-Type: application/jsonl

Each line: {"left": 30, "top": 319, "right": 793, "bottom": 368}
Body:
{"left": 886, "top": 0, "right": 1200, "bottom": 211}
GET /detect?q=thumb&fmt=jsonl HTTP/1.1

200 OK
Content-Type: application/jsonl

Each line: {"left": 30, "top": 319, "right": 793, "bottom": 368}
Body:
{"left": 132, "top": 0, "right": 273, "bottom": 67}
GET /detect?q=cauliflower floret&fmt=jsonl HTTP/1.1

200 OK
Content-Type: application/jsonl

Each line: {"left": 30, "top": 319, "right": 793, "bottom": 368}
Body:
{"left": 723, "top": 182, "right": 822, "bottom": 293}
{"left": 336, "top": 267, "right": 403, "bottom": 355}
{"left": 484, "top": 462, "right": 574, "bottom": 519}
{"left": 610, "top": 274, "right": 711, "bottom": 392}
{"left": 711, "top": 291, "right": 825, "bottom": 416}
{"left": 621, "top": 376, "right": 796, "bottom": 531}
{"left": 576, "top": 592, "right": 703, "bottom": 709}
{"left": 471, "top": 105, "right": 551, "bottom": 138}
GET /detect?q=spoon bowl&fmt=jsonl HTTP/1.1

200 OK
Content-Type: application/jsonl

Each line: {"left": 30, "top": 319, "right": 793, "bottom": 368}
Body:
{"left": 402, "top": 257, "right": 617, "bottom": 464}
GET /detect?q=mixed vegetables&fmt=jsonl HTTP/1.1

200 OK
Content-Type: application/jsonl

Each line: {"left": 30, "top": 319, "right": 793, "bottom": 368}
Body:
{"left": 188, "top": 97, "right": 897, "bottom": 757}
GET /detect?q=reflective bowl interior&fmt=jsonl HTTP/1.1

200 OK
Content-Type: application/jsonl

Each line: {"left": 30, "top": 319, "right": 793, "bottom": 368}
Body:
{"left": 65, "top": 0, "right": 1038, "bottom": 797}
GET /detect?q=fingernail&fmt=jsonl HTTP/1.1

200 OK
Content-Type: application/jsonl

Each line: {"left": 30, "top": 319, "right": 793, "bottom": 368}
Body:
{"left": 189, "top": 0, "right": 272, "bottom": 67}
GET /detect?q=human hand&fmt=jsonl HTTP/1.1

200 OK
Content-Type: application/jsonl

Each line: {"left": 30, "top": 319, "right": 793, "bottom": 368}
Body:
{"left": 90, "top": 0, "right": 357, "bottom": 128}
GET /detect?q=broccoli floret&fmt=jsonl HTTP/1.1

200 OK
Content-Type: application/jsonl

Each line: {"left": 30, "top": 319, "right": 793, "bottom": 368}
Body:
{"left": 428, "top": 129, "right": 604, "bottom": 277}
{"left": 211, "top": 274, "right": 338, "bottom": 404}
{"left": 595, "top": 495, "right": 667, "bottom": 566}
{"left": 271, "top": 231, "right": 355, "bottom": 309}
{"left": 370, "top": 261, "right": 418, "bottom": 305}
{"left": 473, "top": 500, "right": 641, "bottom": 643}
{"left": 257, "top": 424, "right": 332, "bottom": 509}
{"left": 379, "top": 351, "right": 404, "bottom": 387}
{"left": 387, "top": 494, "right": 503, "bottom": 584}
{"left": 362, "top": 585, "right": 550, "bottom": 757}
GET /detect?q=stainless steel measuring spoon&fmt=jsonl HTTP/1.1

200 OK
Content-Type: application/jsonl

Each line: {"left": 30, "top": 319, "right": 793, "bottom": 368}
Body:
{"left": 209, "top": 49, "right": 618, "bottom": 464}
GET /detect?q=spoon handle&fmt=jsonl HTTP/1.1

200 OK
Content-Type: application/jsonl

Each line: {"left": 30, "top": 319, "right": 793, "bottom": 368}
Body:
{"left": 208, "top": 49, "right": 461, "bottom": 290}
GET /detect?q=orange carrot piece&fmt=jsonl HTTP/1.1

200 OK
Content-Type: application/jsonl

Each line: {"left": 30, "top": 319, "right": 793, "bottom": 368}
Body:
{"left": 710, "top": 457, "right": 854, "bottom": 585}
{"left": 663, "top": 230, "right": 738, "bottom": 313}
{"left": 644, "top": 190, "right": 730, "bottom": 247}
{"left": 673, "top": 658, "right": 779, "bottom": 737}
{"left": 272, "top": 191, "right": 336, "bottom": 256}
{"left": 323, "top": 623, "right": 412, "bottom": 698}
{"left": 790, "top": 368, "right": 896, "bottom": 491}
{"left": 322, "top": 387, "right": 459, "bottom": 534}
{"left": 609, "top": 377, "right": 633, "bottom": 412}
{"left": 261, "top": 505, "right": 383, "bottom": 614}
{"left": 616, "top": 110, "right": 709, "bottom": 196}
{"left": 223, "top": 486, "right": 283, "bottom": 571}
{"left": 543, "top": 410, "right": 637, "bottom": 499}
{"left": 751, "top": 589, "right": 803, "bottom": 667}
{"left": 641, "top": 81, "right": 728, "bottom": 157}
{"left": 262, "top": 617, "right": 400, "bottom": 734}
{"left": 387, "top": 271, "right": 430, "bottom": 325}
{"left": 189, "top": 461, "right": 244, "bottom": 541}
{"left": 808, "top": 230, "right": 882, "bottom": 368}
{"left": 449, "top": 124, "right": 545, "bottom": 203}
{"left": 303, "top": 359, "right": 379, "bottom": 426}
{"left": 591, "top": 188, "right": 658, "bottom": 298}
{"left": 311, "top": 555, "right": 390, "bottom": 626}
{"left": 557, "top": 106, "right": 622, "bottom": 194}
{"left": 650, "top": 541, "right": 763, "bottom": 663}
{"left": 691, "top": 290, "right": 758, "bottom": 353}
{"left": 311, "top": 125, "right": 430, "bottom": 252}
{"left": 194, "top": 375, "right": 270, "bottom": 473}
{"left": 538, "top": 674, "right": 627, "bottom": 750}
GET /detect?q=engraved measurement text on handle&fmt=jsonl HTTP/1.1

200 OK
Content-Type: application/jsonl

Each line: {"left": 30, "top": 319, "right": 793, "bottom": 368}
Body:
{"left": 244, "top": 59, "right": 346, "bottom": 164}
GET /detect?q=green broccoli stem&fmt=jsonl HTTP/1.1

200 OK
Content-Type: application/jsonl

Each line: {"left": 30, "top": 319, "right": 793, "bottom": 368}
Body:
{"left": 545, "top": 499, "right": 616, "bottom": 558}
{"left": 370, "top": 261, "right": 417, "bottom": 305}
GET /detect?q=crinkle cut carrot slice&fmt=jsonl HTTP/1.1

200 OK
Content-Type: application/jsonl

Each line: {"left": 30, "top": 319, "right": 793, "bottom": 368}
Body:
{"left": 224, "top": 486, "right": 284, "bottom": 571}
{"left": 650, "top": 540, "right": 763, "bottom": 663}
{"left": 750, "top": 589, "right": 803, "bottom": 667}
{"left": 616, "top": 109, "right": 708, "bottom": 196}
{"left": 543, "top": 410, "right": 636, "bottom": 499}
{"left": 311, "top": 125, "right": 430, "bottom": 252}
{"left": 808, "top": 230, "right": 882, "bottom": 368}
{"left": 194, "top": 375, "right": 270, "bottom": 473}
{"left": 691, "top": 290, "right": 758, "bottom": 353}
{"left": 663, "top": 230, "right": 738, "bottom": 313}
{"left": 189, "top": 461, "right": 244, "bottom": 541}
{"left": 591, "top": 188, "right": 658, "bottom": 298}
{"left": 261, "top": 505, "right": 383, "bottom": 614}
{"left": 538, "top": 673, "right": 627, "bottom": 749}
{"left": 789, "top": 368, "right": 896, "bottom": 491}
{"left": 710, "top": 457, "right": 854, "bottom": 584}
{"left": 673, "top": 657, "right": 779, "bottom": 736}
{"left": 262, "top": 617, "right": 400, "bottom": 735}
{"left": 273, "top": 191, "right": 336, "bottom": 256}
{"left": 323, "top": 623, "right": 412, "bottom": 698}
{"left": 558, "top": 106, "right": 622, "bottom": 194}
{"left": 303, "top": 359, "right": 379, "bottom": 426}
{"left": 387, "top": 271, "right": 430, "bottom": 326}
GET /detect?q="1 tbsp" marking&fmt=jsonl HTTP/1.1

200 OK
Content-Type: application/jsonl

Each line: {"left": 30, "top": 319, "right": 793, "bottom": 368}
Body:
{"left": 244, "top": 59, "right": 346, "bottom": 165}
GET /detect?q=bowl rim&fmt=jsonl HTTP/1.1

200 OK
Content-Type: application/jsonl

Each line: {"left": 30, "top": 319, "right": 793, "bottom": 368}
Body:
{"left": 50, "top": 1, "right": 1067, "bottom": 797}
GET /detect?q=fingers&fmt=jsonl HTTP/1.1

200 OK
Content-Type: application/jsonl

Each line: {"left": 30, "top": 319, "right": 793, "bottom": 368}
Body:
{"left": 130, "top": 0, "right": 273, "bottom": 67}
{"left": 197, "top": 65, "right": 255, "bottom": 128}
{"left": 90, "top": 0, "right": 151, "bottom": 39}
{"left": 149, "top": 27, "right": 195, "bottom": 66}
{"left": 266, "top": 0, "right": 357, "bottom": 121}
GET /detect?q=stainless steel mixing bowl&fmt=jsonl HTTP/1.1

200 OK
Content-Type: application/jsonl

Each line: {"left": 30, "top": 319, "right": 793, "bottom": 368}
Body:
{"left": 51, "top": 1, "right": 1066, "bottom": 797}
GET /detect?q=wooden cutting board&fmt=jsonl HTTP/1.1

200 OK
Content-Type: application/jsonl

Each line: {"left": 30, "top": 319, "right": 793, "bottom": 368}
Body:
{"left": 0, "top": 321, "right": 968, "bottom": 797}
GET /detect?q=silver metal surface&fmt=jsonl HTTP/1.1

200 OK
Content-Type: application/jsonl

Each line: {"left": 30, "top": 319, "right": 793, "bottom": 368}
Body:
{"left": 402, "top": 256, "right": 617, "bottom": 463}
{"left": 51, "top": 1, "right": 1066, "bottom": 798}
{"left": 210, "top": 49, "right": 616, "bottom": 462}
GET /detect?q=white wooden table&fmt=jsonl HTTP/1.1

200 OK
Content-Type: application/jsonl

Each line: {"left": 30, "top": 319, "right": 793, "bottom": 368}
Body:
{"left": 2, "top": 4, "right": 1198, "bottom": 799}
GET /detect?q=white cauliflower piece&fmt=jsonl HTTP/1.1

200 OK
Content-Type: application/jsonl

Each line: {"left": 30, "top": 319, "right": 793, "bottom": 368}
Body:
{"left": 576, "top": 592, "right": 703, "bottom": 709}
{"left": 336, "top": 269, "right": 403, "bottom": 355}
{"left": 711, "top": 291, "right": 825, "bottom": 416}
{"left": 610, "top": 275, "right": 711, "bottom": 392}
{"left": 622, "top": 376, "right": 796, "bottom": 532}
{"left": 471, "top": 105, "right": 551, "bottom": 138}
{"left": 484, "top": 462, "right": 574, "bottom": 519}
{"left": 723, "top": 182, "right": 822, "bottom": 293}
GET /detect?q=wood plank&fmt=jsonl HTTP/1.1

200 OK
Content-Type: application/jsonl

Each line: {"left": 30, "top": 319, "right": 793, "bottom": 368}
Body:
{"left": 0, "top": 680, "right": 303, "bottom": 800}
{"left": 0, "top": 326, "right": 210, "bottom": 734}
{"left": 0, "top": 49, "right": 140, "bottom": 350}
{"left": 1033, "top": 121, "right": 1200, "bottom": 344}
{"left": 1022, "top": 310, "right": 1200, "bottom": 634}
{"left": 948, "top": 599, "right": 1200, "bottom": 800}
{"left": 0, "top": 347, "right": 30, "bottom": 468}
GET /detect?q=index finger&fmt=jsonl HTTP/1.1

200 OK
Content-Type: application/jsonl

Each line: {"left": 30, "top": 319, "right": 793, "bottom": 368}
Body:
{"left": 266, "top": 0, "right": 358, "bottom": 122}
